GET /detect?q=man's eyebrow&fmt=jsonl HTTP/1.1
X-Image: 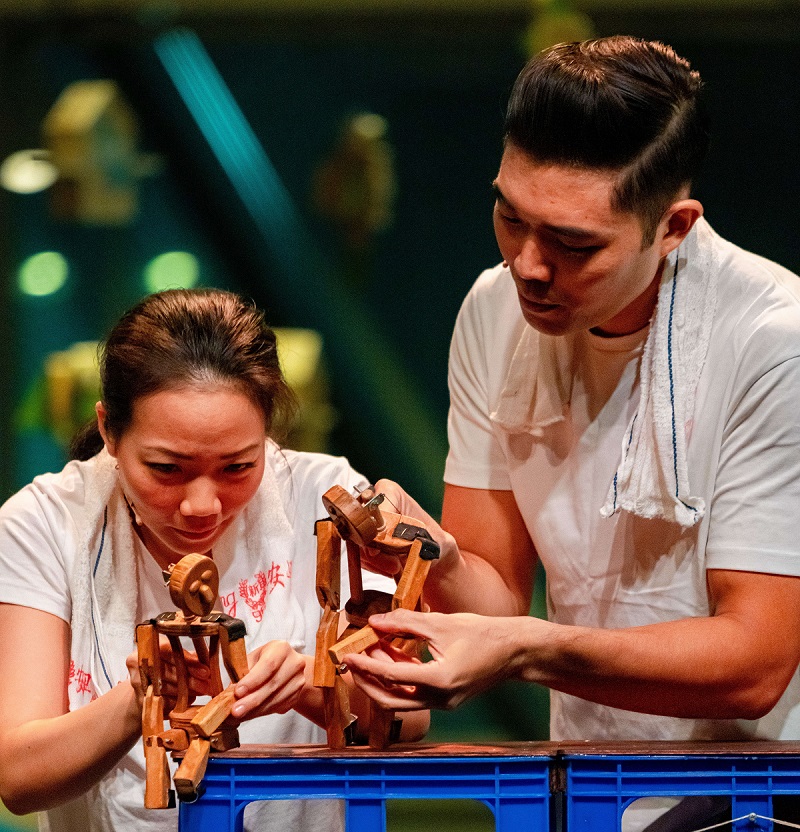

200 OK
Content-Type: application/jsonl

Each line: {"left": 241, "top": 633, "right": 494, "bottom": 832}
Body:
{"left": 491, "top": 182, "right": 510, "bottom": 204}
{"left": 492, "top": 181, "right": 608, "bottom": 242}
{"left": 546, "top": 224, "right": 606, "bottom": 242}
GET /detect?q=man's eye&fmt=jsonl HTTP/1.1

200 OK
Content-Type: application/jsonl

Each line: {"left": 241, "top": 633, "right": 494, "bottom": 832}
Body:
{"left": 559, "top": 241, "right": 599, "bottom": 255}
{"left": 499, "top": 212, "right": 522, "bottom": 225}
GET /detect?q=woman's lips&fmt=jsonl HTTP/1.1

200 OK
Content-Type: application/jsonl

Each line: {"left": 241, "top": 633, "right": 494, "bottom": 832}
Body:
{"left": 174, "top": 526, "right": 218, "bottom": 541}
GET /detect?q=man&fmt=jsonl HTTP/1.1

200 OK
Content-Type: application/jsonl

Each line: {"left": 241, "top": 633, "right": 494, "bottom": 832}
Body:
{"left": 345, "top": 36, "right": 800, "bottom": 754}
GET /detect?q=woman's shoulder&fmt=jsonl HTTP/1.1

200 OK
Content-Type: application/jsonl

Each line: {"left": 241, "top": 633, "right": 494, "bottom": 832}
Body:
{"left": 0, "top": 457, "right": 95, "bottom": 525}
{"left": 267, "top": 443, "right": 367, "bottom": 496}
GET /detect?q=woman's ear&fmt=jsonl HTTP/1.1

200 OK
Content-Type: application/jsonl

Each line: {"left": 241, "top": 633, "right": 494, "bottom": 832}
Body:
{"left": 95, "top": 401, "right": 116, "bottom": 456}
{"left": 658, "top": 198, "right": 704, "bottom": 258}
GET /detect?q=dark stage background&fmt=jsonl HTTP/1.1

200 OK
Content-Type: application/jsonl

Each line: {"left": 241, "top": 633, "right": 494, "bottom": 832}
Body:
{"left": 0, "top": 10, "right": 797, "bottom": 824}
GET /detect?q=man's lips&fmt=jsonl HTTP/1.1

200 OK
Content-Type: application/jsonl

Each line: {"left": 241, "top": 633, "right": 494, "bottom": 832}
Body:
{"left": 519, "top": 295, "right": 561, "bottom": 312}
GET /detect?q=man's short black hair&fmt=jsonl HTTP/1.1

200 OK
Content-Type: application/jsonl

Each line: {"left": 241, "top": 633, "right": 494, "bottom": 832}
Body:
{"left": 504, "top": 36, "right": 710, "bottom": 244}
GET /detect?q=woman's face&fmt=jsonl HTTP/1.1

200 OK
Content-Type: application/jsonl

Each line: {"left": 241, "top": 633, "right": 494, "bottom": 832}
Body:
{"left": 97, "top": 384, "right": 266, "bottom": 566}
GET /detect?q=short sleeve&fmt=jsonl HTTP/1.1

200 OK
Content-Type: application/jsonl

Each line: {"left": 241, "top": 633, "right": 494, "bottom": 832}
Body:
{"left": 706, "top": 355, "right": 800, "bottom": 575}
{"left": 0, "top": 480, "right": 75, "bottom": 621}
{"left": 444, "top": 271, "right": 514, "bottom": 490}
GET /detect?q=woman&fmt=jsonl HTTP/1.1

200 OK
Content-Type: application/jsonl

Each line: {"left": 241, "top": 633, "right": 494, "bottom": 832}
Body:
{"left": 0, "top": 288, "right": 427, "bottom": 831}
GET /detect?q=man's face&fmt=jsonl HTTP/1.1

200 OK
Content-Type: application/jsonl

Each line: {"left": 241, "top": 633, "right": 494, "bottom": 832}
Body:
{"left": 493, "top": 144, "right": 668, "bottom": 337}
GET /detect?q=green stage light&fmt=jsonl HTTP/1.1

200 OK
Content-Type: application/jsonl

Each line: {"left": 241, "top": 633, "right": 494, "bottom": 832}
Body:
{"left": 143, "top": 251, "right": 200, "bottom": 293}
{"left": 18, "top": 252, "right": 69, "bottom": 297}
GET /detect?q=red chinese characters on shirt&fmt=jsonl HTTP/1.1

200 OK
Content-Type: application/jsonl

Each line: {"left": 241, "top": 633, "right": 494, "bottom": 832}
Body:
{"left": 222, "top": 562, "right": 289, "bottom": 623}
{"left": 68, "top": 660, "right": 97, "bottom": 701}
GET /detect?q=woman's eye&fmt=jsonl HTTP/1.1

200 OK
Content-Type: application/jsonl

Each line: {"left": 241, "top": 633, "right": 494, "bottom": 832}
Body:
{"left": 147, "top": 462, "right": 179, "bottom": 474}
{"left": 225, "top": 462, "right": 255, "bottom": 474}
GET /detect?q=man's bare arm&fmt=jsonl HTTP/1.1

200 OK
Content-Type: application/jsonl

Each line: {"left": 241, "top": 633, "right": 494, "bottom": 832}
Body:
{"left": 344, "top": 569, "right": 800, "bottom": 719}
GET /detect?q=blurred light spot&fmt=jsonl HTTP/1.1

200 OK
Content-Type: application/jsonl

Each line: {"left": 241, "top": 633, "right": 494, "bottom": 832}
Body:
{"left": 0, "top": 149, "right": 59, "bottom": 194}
{"left": 144, "top": 251, "right": 199, "bottom": 292}
{"left": 350, "top": 113, "right": 388, "bottom": 141}
{"left": 18, "top": 252, "right": 69, "bottom": 296}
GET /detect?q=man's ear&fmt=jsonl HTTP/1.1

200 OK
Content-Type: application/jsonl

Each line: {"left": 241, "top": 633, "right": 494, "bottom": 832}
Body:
{"left": 95, "top": 401, "right": 116, "bottom": 456}
{"left": 658, "top": 198, "right": 704, "bottom": 258}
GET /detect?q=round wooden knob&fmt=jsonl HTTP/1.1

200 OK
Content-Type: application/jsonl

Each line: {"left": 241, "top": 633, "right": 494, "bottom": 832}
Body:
{"left": 322, "top": 485, "right": 382, "bottom": 547}
{"left": 169, "top": 553, "right": 219, "bottom": 616}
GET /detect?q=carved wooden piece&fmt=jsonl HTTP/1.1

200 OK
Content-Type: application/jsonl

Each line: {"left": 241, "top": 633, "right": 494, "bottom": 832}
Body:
{"left": 392, "top": 539, "right": 431, "bottom": 611}
{"left": 142, "top": 687, "right": 170, "bottom": 809}
{"left": 314, "top": 607, "right": 340, "bottom": 688}
{"left": 137, "top": 553, "right": 248, "bottom": 808}
{"left": 328, "top": 623, "right": 381, "bottom": 665}
{"left": 173, "top": 737, "right": 211, "bottom": 802}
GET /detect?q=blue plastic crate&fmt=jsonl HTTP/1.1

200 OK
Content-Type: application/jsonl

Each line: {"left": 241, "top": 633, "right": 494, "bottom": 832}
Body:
{"left": 561, "top": 742, "right": 800, "bottom": 832}
{"left": 177, "top": 743, "right": 554, "bottom": 832}
{"left": 176, "top": 741, "right": 800, "bottom": 831}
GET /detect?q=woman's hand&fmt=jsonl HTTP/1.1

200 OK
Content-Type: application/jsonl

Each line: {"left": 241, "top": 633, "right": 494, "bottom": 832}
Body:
{"left": 230, "top": 641, "right": 311, "bottom": 720}
{"left": 126, "top": 638, "right": 211, "bottom": 711}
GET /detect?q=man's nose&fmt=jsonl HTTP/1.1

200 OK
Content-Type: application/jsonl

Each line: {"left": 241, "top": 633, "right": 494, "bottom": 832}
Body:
{"left": 514, "top": 237, "right": 552, "bottom": 284}
{"left": 180, "top": 478, "right": 222, "bottom": 517}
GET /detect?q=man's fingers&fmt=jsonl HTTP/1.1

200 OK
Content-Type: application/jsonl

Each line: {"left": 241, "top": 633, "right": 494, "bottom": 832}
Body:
{"left": 368, "top": 608, "right": 432, "bottom": 639}
{"left": 348, "top": 670, "right": 428, "bottom": 711}
{"left": 342, "top": 649, "right": 431, "bottom": 687}
{"left": 360, "top": 548, "right": 402, "bottom": 578}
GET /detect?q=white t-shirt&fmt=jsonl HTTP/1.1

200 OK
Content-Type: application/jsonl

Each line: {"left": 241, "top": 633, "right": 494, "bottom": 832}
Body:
{"left": 0, "top": 445, "right": 386, "bottom": 832}
{"left": 445, "top": 223, "right": 800, "bottom": 742}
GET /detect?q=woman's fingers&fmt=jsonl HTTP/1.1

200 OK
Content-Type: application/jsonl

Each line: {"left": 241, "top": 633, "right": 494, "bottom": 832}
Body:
{"left": 231, "top": 642, "right": 309, "bottom": 719}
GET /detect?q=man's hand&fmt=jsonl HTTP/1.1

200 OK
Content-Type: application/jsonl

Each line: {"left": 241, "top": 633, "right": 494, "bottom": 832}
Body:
{"left": 358, "top": 479, "right": 460, "bottom": 579}
{"left": 341, "top": 608, "right": 521, "bottom": 711}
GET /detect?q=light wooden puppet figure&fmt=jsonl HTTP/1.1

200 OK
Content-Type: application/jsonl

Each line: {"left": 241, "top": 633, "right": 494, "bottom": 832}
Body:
{"left": 314, "top": 484, "right": 439, "bottom": 749}
{"left": 136, "top": 553, "right": 249, "bottom": 807}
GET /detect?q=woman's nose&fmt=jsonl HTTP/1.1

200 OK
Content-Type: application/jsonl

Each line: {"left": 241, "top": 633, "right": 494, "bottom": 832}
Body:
{"left": 180, "top": 478, "right": 222, "bottom": 517}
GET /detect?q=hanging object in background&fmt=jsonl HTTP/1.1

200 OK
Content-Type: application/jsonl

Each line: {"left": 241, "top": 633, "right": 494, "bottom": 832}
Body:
{"left": 16, "top": 330, "right": 335, "bottom": 456}
{"left": 42, "top": 80, "right": 158, "bottom": 226}
{"left": 273, "top": 327, "right": 337, "bottom": 455}
{"left": 312, "top": 112, "right": 397, "bottom": 260}
{"left": 0, "top": 149, "right": 59, "bottom": 194}
{"left": 523, "top": 0, "right": 595, "bottom": 58}
{"left": 44, "top": 341, "right": 102, "bottom": 450}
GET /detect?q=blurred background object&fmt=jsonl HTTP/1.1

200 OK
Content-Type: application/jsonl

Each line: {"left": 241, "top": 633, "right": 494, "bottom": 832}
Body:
{"left": 43, "top": 79, "right": 142, "bottom": 225}
{"left": 313, "top": 110, "right": 397, "bottom": 291}
{"left": 523, "top": 0, "right": 596, "bottom": 56}
{"left": 313, "top": 112, "right": 396, "bottom": 254}
{"left": 0, "top": 0, "right": 797, "bottom": 828}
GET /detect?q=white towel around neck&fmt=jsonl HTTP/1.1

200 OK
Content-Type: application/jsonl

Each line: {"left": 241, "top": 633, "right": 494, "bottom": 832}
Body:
{"left": 490, "top": 217, "right": 719, "bottom": 528}
{"left": 68, "top": 443, "right": 303, "bottom": 710}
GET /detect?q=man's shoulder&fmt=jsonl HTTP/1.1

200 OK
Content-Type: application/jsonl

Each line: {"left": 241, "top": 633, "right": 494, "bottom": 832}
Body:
{"left": 705, "top": 229, "right": 800, "bottom": 375}
{"left": 712, "top": 225, "right": 800, "bottom": 306}
{"left": 456, "top": 263, "right": 523, "bottom": 338}
{"left": 465, "top": 262, "right": 518, "bottom": 303}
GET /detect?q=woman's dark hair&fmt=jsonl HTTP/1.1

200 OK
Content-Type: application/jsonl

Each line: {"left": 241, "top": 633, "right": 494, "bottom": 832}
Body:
{"left": 70, "top": 288, "right": 297, "bottom": 460}
{"left": 504, "top": 36, "right": 710, "bottom": 244}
